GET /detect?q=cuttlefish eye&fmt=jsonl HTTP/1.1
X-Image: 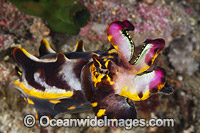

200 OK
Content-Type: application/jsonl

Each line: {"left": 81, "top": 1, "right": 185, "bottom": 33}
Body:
{"left": 98, "top": 68, "right": 109, "bottom": 75}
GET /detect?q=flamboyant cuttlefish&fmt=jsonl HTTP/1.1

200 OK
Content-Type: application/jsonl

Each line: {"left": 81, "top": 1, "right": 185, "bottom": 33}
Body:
{"left": 13, "top": 20, "right": 173, "bottom": 119}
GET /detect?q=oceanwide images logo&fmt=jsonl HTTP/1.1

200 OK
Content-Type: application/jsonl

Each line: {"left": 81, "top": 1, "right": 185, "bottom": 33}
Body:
{"left": 23, "top": 114, "right": 175, "bottom": 129}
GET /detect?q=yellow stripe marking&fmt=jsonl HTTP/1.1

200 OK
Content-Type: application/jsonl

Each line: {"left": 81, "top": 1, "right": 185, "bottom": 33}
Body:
{"left": 34, "top": 110, "right": 38, "bottom": 120}
{"left": 107, "top": 35, "right": 113, "bottom": 41}
{"left": 91, "top": 64, "right": 104, "bottom": 87}
{"left": 23, "top": 98, "right": 27, "bottom": 102}
{"left": 97, "top": 109, "right": 106, "bottom": 117}
{"left": 107, "top": 55, "right": 114, "bottom": 59}
{"left": 49, "top": 100, "right": 61, "bottom": 104}
{"left": 105, "top": 60, "right": 110, "bottom": 68}
{"left": 14, "top": 80, "right": 73, "bottom": 99}
{"left": 137, "top": 65, "right": 150, "bottom": 74}
{"left": 136, "top": 52, "right": 160, "bottom": 74}
{"left": 42, "top": 38, "right": 56, "bottom": 53}
{"left": 67, "top": 106, "right": 76, "bottom": 110}
{"left": 103, "top": 58, "right": 108, "bottom": 62}
{"left": 120, "top": 87, "right": 150, "bottom": 101}
{"left": 18, "top": 71, "right": 22, "bottom": 76}
{"left": 91, "top": 64, "right": 115, "bottom": 87}
{"left": 108, "top": 49, "right": 117, "bottom": 54}
{"left": 113, "top": 45, "right": 119, "bottom": 51}
{"left": 106, "top": 75, "right": 114, "bottom": 85}
{"left": 91, "top": 102, "right": 98, "bottom": 107}
{"left": 42, "top": 38, "right": 51, "bottom": 48}
{"left": 93, "top": 57, "right": 102, "bottom": 68}
{"left": 27, "top": 98, "right": 34, "bottom": 105}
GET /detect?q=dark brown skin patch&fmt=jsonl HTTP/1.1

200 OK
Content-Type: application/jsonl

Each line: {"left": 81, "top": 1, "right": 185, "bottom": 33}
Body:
{"left": 25, "top": 67, "right": 46, "bottom": 91}
{"left": 39, "top": 39, "right": 52, "bottom": 57}
{"left": 93, "top": 93, "right": 137, "bottom": 119}
{"left": 151, "top": 88, "right": 158, "bottom": 93}
{"left": 74, "top": 40, "right": 84, "bottom": 52}
{"left": 138, "top": 92, "right": 143, "bottom": 98}
{"left": 15, "top": 66, "right": 22, "bottom": 77}
{"left": 147, "top": 59, "right": 152, "bottom": 66}
{"left": 154, "top": 48, "right": 159, "bottom": 53}
{"left": 21, "top": 54, "right": 73, "bottom": 91}
{"left": 73, "top": 60, "right": 89, "bottom": 79}
{"left": 81, "top": 62, "right": 94, "bottom": 101}
{"left": 161, "top": 77, "right": 166, "bottom": 83}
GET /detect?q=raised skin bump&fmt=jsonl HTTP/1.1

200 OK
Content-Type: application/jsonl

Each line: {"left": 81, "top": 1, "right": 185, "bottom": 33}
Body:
{"left": 39, "top": 38, "right": 56, "bottom": 57}
{"left": 73, "top": 40, "right": 85, "bottom": 52}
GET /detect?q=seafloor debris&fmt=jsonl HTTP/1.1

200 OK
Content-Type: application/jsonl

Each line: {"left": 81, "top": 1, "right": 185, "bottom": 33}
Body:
{"left": 0, "top": 34, "right": 14, "bottom": 51}
{"left": 0, "top": 0, "right": 33, "bottom": 40}
{"left": 168, "top": 33, "right": 199, "bottom": 76}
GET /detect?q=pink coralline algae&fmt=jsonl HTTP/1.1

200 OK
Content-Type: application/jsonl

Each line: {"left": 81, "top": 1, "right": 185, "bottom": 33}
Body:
{"left": 135, "top": 3, "right": 171, "bottom": 33}
{"left": 80, "top": 0, "right": 129, "bottom": 42}
{"left": 80, "top": 1, "right": 173, "bottom": 44}
{"left": 0, "top": 35, "right": 9, "bottom": 49}
{"left": 0, "top": 34, "right": 14, "bottom": 51}
{"left": 0, "top": 1, "right": 33, "bottom": 38}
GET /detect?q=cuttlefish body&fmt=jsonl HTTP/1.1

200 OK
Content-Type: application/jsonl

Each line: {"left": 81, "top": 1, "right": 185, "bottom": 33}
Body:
{"left": 13, "top": 20, "right": 173, "bottom": 119}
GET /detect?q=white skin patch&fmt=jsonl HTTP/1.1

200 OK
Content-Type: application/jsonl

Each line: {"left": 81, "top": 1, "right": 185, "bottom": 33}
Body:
{"left": 114, "top": 69, "right": 155, "bottom": 95}
{"left": 33, "top": 72, "right": 69, "bottom": 94}
{"left": 132, "top": 71, "right": 155, "bottom": 92}
{"left": 118, "top": 31, "right": 132, "bottom": 61}
{"left": 134, "top": 44, "right": 153, "bottom": 65}
{"left": 59, "top": 62, "right": 82, "bottom": 91}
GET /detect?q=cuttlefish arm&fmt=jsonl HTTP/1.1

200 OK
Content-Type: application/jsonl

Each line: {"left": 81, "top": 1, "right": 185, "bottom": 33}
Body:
{"left": 107, "top": 20, "right": 134, "bottom": 61}
{"left": 106, "top": 20, "right": 166, "bottom": 73}
{"left": 116, "top": 67, "right": 167, "bottom": 101}
{"left": 132, "top": 39, "right": 165, "bottom": 74}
